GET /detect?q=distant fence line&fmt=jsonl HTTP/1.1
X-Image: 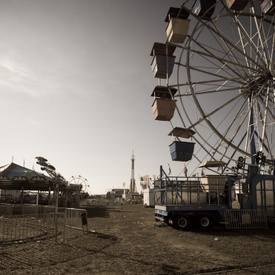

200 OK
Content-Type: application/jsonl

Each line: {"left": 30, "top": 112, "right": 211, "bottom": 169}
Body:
{"left": 0, "top": 205, "right": 87, "bottom": 244}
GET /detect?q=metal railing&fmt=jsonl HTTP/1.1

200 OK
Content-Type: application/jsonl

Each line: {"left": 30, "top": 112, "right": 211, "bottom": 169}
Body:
{"left": 0, "top": 205, "right": 87, "bottom": 244}
{"left": 154, "top": 173, "right": 229, "bottom": 207}
{"left": 224, "top": 209, "right": 268, "bottom": 229}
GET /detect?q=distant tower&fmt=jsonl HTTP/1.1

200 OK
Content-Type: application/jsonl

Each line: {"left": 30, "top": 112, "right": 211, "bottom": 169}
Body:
{"left": 129, "top": 151, "right": 136, "bottom": 193}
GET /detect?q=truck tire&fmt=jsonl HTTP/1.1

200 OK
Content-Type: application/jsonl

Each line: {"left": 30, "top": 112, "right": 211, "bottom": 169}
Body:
{"left": 198, "top": 216, "right": 212, "bottom": 229}
{"left": 174, "top": 216, "right": 189, "bottom": 230}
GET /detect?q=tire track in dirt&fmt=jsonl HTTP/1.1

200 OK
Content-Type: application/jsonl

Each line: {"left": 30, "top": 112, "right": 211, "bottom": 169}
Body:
{"left": 193, "top": 263, "right": 275, "bottom": 275}
{"left": 0, "top": 231, "right": 120, "bottom": 273}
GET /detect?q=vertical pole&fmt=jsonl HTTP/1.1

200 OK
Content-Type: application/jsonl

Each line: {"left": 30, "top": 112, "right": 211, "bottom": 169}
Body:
{"left": 65, "top": 187, "right": 68, "bottom": 208}
{"left": 63, "top": 208, "right": 66, "bottom": 243}
{"left": 21, "top": 186, "right": 24, "bottom": 216}
{"left": 36, "top": 191, "right": 39, "bottom": 218}
{"left": 48, "top": 187, "right": 51, "bottom": 206}
{"left": 1, "top": 217, "right": 4, "bottom": 242}
{"left": 228, "top": 178, "right": 232, "bottom": 209}
{"left": 55, "top": 179, "right": 59, "bottom": 243}
{"left": 21, "top": 186, "right": 24, "bottom": 205}
{"left": 249, "top": 97, "right": 257, "bottom": 164}
{"left": 55, "top": 180, "right": 59, "bottom": 213}
{"left": 160, "top": 165, "right": 163, "bottom": 205}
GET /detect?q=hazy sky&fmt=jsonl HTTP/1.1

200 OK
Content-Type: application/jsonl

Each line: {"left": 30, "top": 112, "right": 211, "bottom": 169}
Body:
{"left": 0, "top": 0, "right": 185, "bottom": 194}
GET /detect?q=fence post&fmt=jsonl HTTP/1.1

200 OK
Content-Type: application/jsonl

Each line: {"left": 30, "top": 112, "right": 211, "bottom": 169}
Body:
{"left": 63, "top": 209, "right": 66, "bottom": 243}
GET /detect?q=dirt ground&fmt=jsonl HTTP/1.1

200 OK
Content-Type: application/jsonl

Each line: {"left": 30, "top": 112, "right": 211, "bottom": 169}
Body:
{"left": 1, "top": 203, "right": 275, "bottom": 275}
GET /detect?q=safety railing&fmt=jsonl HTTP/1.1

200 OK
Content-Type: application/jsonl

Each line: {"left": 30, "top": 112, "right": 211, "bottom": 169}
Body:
{"left": 154, "top": 166, "right": 229, "bottom": 207}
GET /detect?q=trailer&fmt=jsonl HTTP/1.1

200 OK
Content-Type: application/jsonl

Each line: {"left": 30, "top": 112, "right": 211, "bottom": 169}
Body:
{"left": 154, "top": 166, "right": 275, "bottom": 230}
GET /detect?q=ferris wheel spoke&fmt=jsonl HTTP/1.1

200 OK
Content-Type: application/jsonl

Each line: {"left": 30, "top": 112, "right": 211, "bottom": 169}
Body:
{"left": 266, "top": 102, "right": 275, "bottom": 122}
{"left": 258, "top": 92, "right": 275, "bottom": 156}
{"left": 185, "top": 49, "right": 253, "bottom": 78}
{"left": 190, "top": 34, "right": 254, "bottom": 78}
{"left": 256, "top": 100, "right": 272, "bottom": 154}
{"left": 188, "top": 92, "right": 244, "bottom": 130}
{"left": 258, "top": 90, "right": 275, "bottom": 122}
{"left": 259, "top": 89, "right": 270, "bottom": 152}
{"left": 187, "top": 65, "right": 247, "bottom": 84}
{"left": 175, "top": 86, "right": 243, "bottom": 97}
{"left": 267, "top": 15, "right": 275, "bottom": 61}
{"left": 258, "top": 19, "right": 273, "bottom": 61}
{"left": 225, "top": 104, "right": 252, "bottom": 152}
{"left": 252, "top": 8, "right": 269, "bottom": 64}
{"left": 270, "top": 32, "right": 275, "bottom": 63}
{"left": 236, "top": 18, "right": 253, "bottom": 73}
{"left": 204, "top": 18, "right": 263, "bottom": 71}
{"left": 176, "top": 91, "right": 234, "bottom": 165}
{"left": 258, "top": 13, "right": 275, "bottom": 62}
{"left": 178, "top": 76, "right": 247, "bottom": 88}
{"left": 172, "top": 80, "right": 243, "bottom": 91}
{"left": 209, "top": 24, "right": 252, "bottom": 76}
{"left": 233, "top": 11, "right": 269, "bottom": 66}
{"left": 181, "top": 119, "right": 233, "bottom": 168}
{"left": 177, "top": 98, "right": 251, "bottom": 172}
{"left": 188, "top": 83, "right": 255, "bottom": 158}
{"left": 207, "top": 96, "right": 248, "bottom": 161}
{"left": 222, "top": 98, "right": 248, "bottom": 139}
{"left": 221, "top": 131, "right": 248, "bottom": 174}
{"left": 209, "top": 98, "right": 249, "bottom": 156}
{"left": 244, "top": 91, "right": 267, "bottom": 153}
{"left": 233, "top": 19, "right": 266, "bottom": 68}
{"left": 189, "top": 20, "right": 268, "bottom": 90}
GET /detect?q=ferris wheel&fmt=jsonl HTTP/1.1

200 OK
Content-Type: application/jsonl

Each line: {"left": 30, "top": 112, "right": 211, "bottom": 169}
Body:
{"left": 68, "top": 175, "right": 89, "bottom": 192}
{"left": 150, "top": 0, "right": 275, "bottom": 176}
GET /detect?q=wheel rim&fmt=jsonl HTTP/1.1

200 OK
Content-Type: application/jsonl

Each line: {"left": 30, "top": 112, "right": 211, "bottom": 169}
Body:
{"left": 177, "top": 217, "right": 188, "bottom": 228}
{"left": 170, "top": 1, "right": 275, "bottom": 175}
{"left": 200, "top": 217, "right": 210, "bottom": 228}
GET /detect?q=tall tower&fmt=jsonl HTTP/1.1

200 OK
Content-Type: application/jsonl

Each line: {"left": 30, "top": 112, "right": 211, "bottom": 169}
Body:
{"left": 129, "top": 151, "right": 136, "bottom": 193}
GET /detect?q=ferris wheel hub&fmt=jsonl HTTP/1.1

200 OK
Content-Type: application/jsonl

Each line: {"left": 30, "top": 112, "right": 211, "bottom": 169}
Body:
{"left": 239, "top": 74, "right": 270, "bottom": 98}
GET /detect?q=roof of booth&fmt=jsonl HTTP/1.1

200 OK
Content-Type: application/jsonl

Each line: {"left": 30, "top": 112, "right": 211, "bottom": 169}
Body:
{"left": 0, "top": 162, "right": 56, "bottom": 191}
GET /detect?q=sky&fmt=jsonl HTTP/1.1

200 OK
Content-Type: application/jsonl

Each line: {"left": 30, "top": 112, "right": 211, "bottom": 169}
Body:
{"left": 0, "top": 0, "right": 186, "bottom": 194}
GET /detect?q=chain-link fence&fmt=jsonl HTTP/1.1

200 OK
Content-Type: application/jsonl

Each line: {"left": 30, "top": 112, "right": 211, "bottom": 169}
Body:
{"left": 0, "top": 205, "right": 87, "bottom": 244}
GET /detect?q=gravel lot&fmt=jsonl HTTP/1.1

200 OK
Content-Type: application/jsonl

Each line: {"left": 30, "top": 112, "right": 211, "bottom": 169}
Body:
{"left": 1, "top": 204, "right": 275, "bottom": 274}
